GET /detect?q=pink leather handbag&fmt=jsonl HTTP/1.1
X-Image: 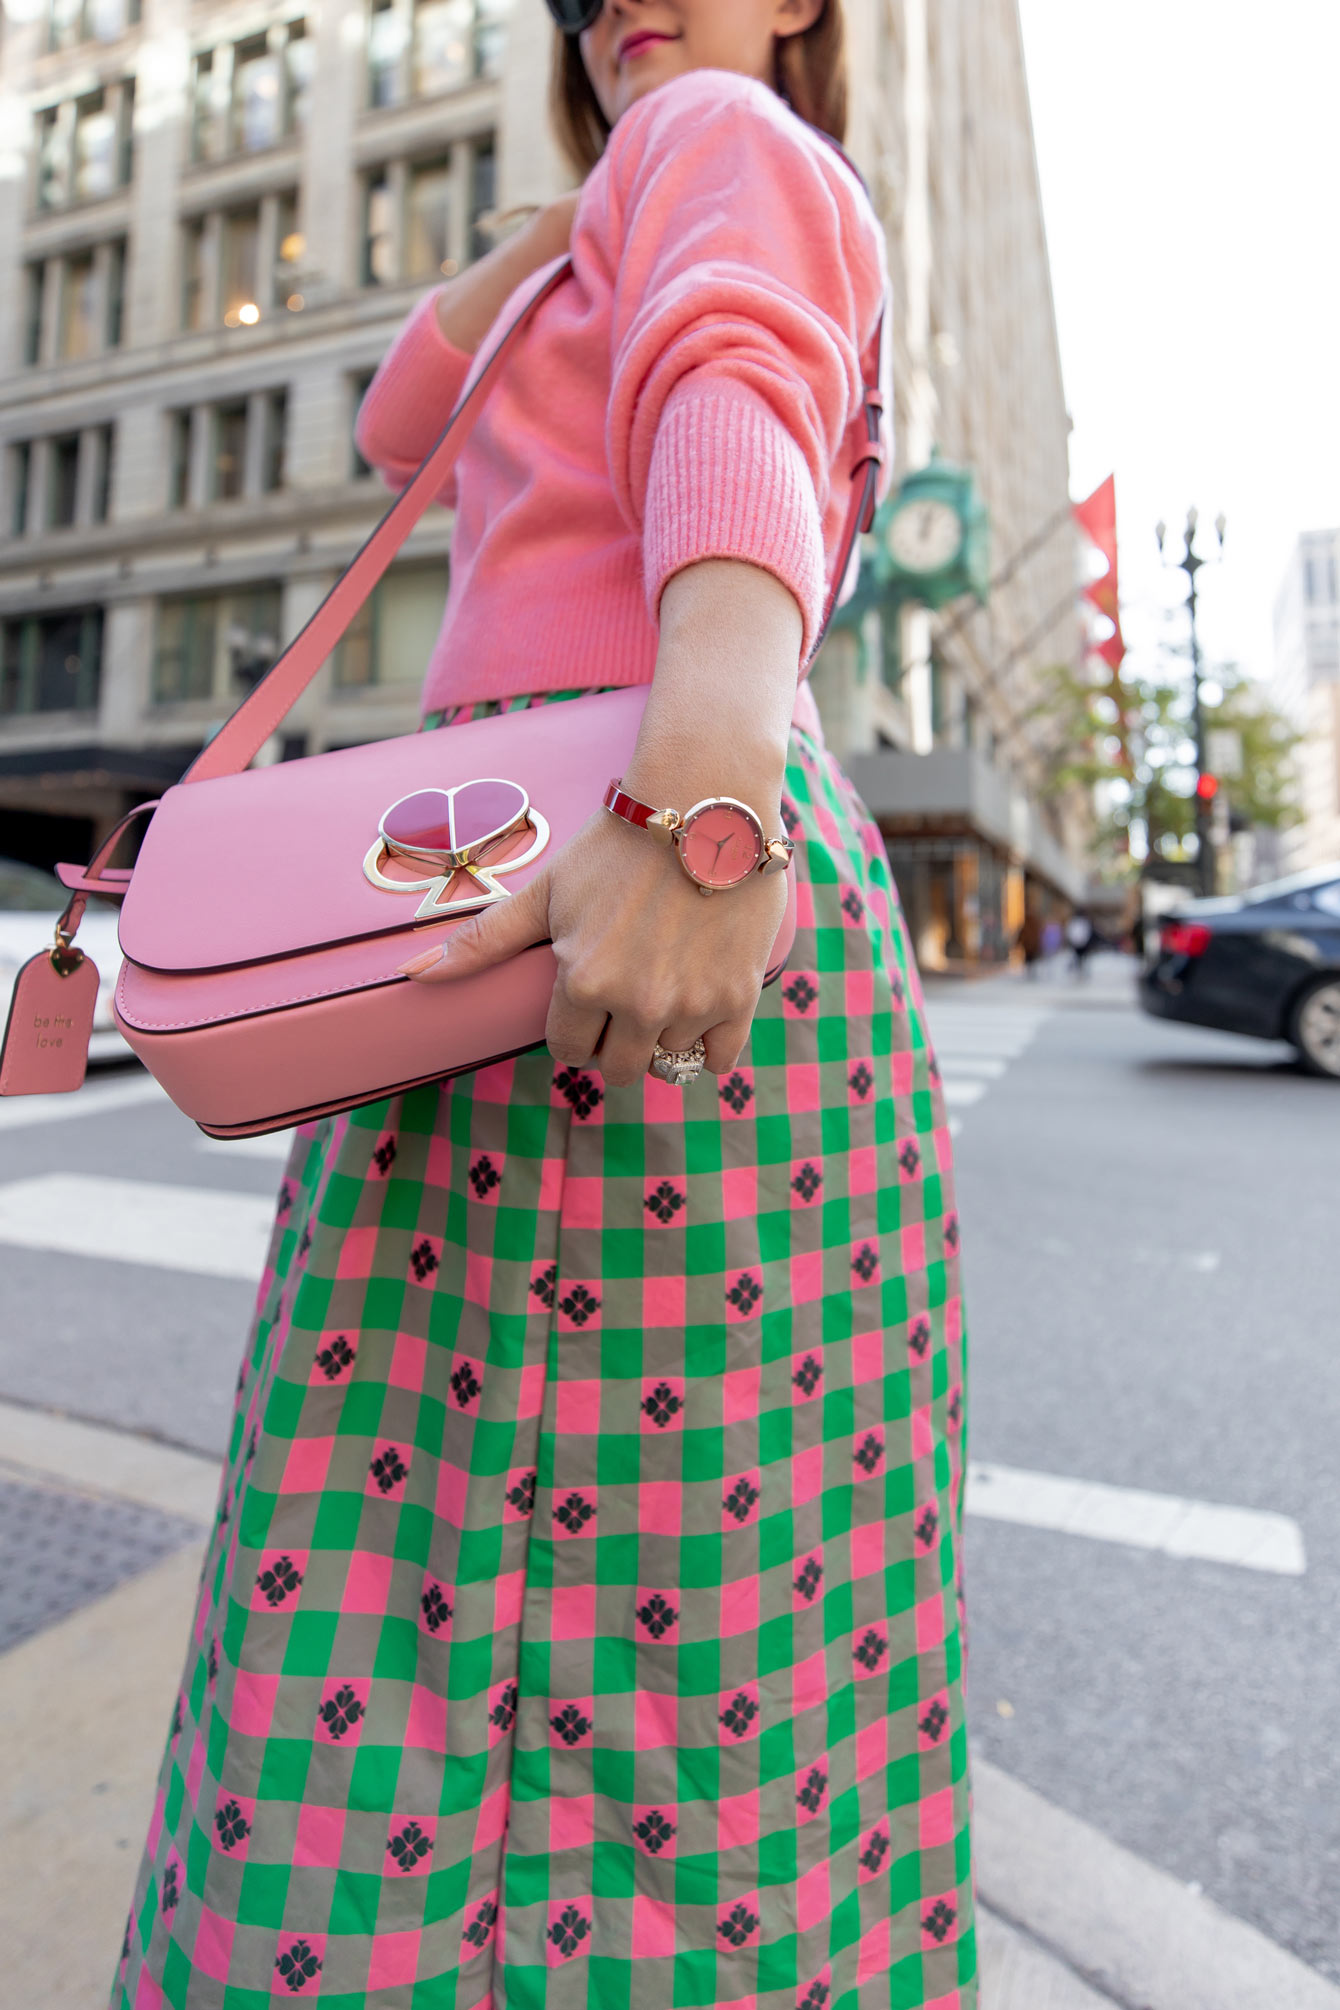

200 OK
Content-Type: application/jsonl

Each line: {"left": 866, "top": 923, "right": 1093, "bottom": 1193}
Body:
{"left": 0, "top": 259, "right": 884, "bottom": 1137}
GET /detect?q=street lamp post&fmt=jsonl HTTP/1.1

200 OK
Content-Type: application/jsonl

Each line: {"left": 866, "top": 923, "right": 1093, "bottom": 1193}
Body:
{"left": 1156, "top": 508, "right": 1226, "bottom": 897}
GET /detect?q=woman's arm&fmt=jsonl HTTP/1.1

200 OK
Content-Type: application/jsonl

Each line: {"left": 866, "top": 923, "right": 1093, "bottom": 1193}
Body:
{"left": 401, "top": 556, "right": 797, "bottom": 1086}
{"left": 355, "top": 194, "right": 579, "bottom": 484}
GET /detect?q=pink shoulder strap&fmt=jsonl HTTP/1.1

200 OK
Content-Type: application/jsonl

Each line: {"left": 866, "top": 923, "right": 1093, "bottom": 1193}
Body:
{"left": 185, "top": 259, "right": 884, "bottom": 787}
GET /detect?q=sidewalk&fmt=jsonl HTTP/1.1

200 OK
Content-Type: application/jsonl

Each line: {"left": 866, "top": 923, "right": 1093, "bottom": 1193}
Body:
{"left": 3, "top": 1405, "right": 1338, "bottom": 2009}
{"left": 923, "top": 948, "right": 1142, "bottom": 1012}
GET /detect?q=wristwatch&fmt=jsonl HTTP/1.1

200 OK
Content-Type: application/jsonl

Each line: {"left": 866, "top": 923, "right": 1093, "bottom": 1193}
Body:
{"left": 603, "top": 780, "right": 794, "bottom": 895}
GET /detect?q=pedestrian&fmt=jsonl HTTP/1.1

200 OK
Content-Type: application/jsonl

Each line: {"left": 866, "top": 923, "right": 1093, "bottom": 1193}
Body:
{"left": 1066, "top": 908, "right": 1098, "bottom": 978}
{"left": 1016, "top": 907, "right": 1045, "bottom": 978}
{"left": 114, "top": 7, "right": 973, "bottom": 2006}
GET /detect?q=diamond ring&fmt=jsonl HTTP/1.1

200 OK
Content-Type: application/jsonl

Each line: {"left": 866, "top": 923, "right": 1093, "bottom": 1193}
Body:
{"left": 649, "top": 1037, "right": 707, "bottom": 1087}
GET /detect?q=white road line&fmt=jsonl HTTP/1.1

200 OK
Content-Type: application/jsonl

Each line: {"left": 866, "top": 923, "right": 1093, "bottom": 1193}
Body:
{"left": 197, "top": 1130, "right": 294, "bottom": 1162}
{"left": 0, "top": 1173, "right": 272, "bottom": 1281}
{"left": 942, "top": 1079, "right": 988, "bottom": 1108}
{"left": 0, "top": 1398, "right": 218, "bottom": 1524}
{"left": 0, "top": 1073, "right": 167, "bottom": 1132}
{"left": 936, "top": 1058, "right": 1008, "bottom": 1079}
{"left": 967, "top": 1461, "right": 1306, "bottom": 1577}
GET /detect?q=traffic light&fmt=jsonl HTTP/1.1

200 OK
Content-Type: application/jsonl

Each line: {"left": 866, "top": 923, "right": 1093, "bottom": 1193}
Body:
{"left": 1195, "top": 772, "right": 1219, "bottom": 802}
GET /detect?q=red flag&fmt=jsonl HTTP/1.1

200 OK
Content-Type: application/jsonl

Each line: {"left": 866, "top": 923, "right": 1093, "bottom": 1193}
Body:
{"left": 1084, "top": 575, "right": 1120, "bottom": 623}
{"left": 1098, "top": 624, "right": 1126, "bottom": 672}
{"left": 1073, "top": 476, "right": 1118, "bottom": 576}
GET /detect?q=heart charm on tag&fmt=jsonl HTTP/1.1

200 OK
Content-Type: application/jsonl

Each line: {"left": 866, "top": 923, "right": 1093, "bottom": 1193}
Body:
{"left": 364, "top": 777, "right": 549, "bottom": 921}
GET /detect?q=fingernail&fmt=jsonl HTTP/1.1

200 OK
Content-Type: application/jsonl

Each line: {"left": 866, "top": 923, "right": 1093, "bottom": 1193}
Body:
{"left": 397, "top": 945, "right": 446, "bottom": 976}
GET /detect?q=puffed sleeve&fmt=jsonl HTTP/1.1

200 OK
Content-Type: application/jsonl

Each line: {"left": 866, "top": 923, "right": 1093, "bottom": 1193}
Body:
{"left": 592, "top": 70, "right": 889, "bottom": 659}
{"left": 354, "top": 287, "right": 475, "bottom": 497}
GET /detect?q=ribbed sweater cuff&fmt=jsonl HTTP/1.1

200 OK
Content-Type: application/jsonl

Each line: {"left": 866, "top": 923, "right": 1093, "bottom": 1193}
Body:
{"left": 642, "top": 381, "right": 826, "bottom": 656}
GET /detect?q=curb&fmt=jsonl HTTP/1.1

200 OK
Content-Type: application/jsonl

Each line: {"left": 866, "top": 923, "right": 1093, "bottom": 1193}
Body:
{"left": 974, "top": 1754, "right": 1340, "bottom": 2010}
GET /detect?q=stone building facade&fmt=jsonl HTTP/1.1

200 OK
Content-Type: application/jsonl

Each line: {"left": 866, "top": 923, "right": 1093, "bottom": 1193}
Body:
{"left": 0, "top": 0, "right": 1084, "bottom": 964}
{"left": 1273, "top": 529, "right": 1340, "bottom": 872}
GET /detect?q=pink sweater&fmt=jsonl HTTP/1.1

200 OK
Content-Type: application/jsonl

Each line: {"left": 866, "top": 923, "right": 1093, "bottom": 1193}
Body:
{"left": 355, "top": 68, "right": 890, "bottom": 718}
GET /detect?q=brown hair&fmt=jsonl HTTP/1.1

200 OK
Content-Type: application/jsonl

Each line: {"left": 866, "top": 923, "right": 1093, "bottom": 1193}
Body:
{"left": 549, "top": 5, "right": 848, "bottom": 178}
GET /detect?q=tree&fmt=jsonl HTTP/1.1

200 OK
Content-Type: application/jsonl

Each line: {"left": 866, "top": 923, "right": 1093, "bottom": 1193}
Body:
{"left": 1032, "top": 660, "right": 1300, "bottom": 874}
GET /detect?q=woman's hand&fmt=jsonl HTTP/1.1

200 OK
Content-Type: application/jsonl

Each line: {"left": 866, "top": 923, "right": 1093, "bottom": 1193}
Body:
{"left": 435, "top": 192, "right": 582, "bottom": 353}
{"left": 400, "top": 810, "right": 788, "bottom": 1086}
{"left": 399, "top": 559, "right": 805, "bottom": 1085}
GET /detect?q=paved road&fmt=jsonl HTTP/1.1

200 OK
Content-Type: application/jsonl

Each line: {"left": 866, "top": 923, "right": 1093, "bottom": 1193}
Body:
{"left": 940, "top": 960, "right": 1340, "bottom": 1982}
{"left": 0, "top": 957, "right": 1335, "bottom": 1981}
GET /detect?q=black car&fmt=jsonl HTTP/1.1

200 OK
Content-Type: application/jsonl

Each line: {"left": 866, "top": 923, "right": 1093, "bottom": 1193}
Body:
{"left": 1139, "top": 863, "right": 1340, "bottom": 1077}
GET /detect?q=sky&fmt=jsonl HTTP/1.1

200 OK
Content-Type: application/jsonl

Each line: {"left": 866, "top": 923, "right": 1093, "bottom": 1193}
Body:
{"left": 1016, "top": 0, "right": 1340, "bottom": 696}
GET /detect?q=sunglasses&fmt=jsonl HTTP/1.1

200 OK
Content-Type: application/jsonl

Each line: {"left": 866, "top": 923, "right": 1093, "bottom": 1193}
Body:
{"left": 545, "top": 0, "right": 603, "bottom": 30}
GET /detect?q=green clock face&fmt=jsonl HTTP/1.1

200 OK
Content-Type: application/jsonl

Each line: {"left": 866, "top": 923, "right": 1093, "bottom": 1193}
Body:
{"left": 888, "top": 498, "right": 963, "bottom": 574}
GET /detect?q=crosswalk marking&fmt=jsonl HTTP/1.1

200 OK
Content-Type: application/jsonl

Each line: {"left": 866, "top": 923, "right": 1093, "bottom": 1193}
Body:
{"left": 925, "top": 1000, "right": 1052, "bottom": 1128}
{"left": 0, "top": 1072, "right": 166, "bottom": 1132}
{"left": 967, "top": 1461, "right": 1306, "bottom": 1577}
{"left": 197, "top": 1130, "right": 294, "bottom": 1162}
{"left": 0, "top": 1173, "right": 271, "bottom": 1281}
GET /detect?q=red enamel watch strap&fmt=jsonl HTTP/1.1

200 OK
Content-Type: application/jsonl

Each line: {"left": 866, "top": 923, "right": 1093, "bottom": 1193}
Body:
{"left": 603, "top": 780, "right": 666, "bottom": 832}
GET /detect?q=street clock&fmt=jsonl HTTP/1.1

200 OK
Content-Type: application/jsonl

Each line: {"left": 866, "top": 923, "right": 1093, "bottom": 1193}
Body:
{"left": 880, "top": 453, "right": 990, "bottom": 610}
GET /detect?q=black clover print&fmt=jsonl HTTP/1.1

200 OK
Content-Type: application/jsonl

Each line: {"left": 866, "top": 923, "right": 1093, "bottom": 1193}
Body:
{"left": 641, "top": 1381, "right": 683, "bottom": 1429}
{"left": 718, "top": 1071, "right": 754, "bottom": 1115}
{"left": 421, "top": 1584, "right": 453, "bottom": 1633}
{"left": 318, "top": 1685, "right": 365, "bottom": 1741}
{"left": 387, "top": 1820, "right": 433, "bottom": 1871}
{"left": 633, "top": 1809, "right": 676, "bottom": 1855}
{"left": 644, "top": 1180, "right": 686, "bottom": 1225}
{"left": 275, "top": 1940, "right": 322, "bottom": 1993}
{"left": 463, "top": 1897, "right": 498, "bottom": 1949}
{"left": 214, "top": 1798, "right": 251, "bottom": 1851}
{"left": 255, "top": 1555, "right": 302, "bottom": 1607}
{"left": 548, "top": 1904, "right": 591, "bottom": 1960}
{"left": 550, "top": 1704, "right": 593, "bottom": 1746}
{"left": 636, "top": 1593, "right": 678, "bottom": 1640}
{"left": 314, "top": 1334, "right": 355, "bottom": 1381}
{"left": 719, "top": 1690, "right": 759, "bottom": 1739}
{"left": 370, "top": 1444, "right": 409, "bottom": 1494}
{"left": 554, "top": 1068, "right": 602, "bottom": 1120}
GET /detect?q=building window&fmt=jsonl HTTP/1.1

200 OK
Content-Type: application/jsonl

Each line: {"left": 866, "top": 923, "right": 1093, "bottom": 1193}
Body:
{"left": 167, "top": 410, "right": 192, "bottom": 509}
{"left": 192, "top": 22, "right": 311, "bottom": 163}
{"left": 469, "top": 135, "right": 495, "bottom": 263}
{"left": 366, "top": 0, "right": 511, "bottom": 108}
{"left": 261, "top": 391, "right": 287, "bottom": 493}
{"left": 412, "top": 0, "right": 473, "bottom": 98}
{"left": 153, "top": 585, "right": 282, "bottom": 704}
{"left": 36, "top": 82, "right": 134, "bottom": 211}
{"left": 181, "top": 196, "right": 297, "bottom": 331}
{"left": 48, "top": 435, "right": 81, "bottom": 529}
{"left": 221, "top": 207, "right": 260, "bottom": 324}
{"left": 46, "top": 0, "right": 140, "bottom": 51}
{"left": 211, "top": 402, "right": 249, "bottom": 501}
{"left": 0, "top": 608, "right": 103, "bottom": 716}
{"left": 91, "top": 424, "right": 115, "bottom": 522}
{"left": 361, "top": 136, "right": 493, "bottom": 288}
{"left": 350, "top": 369, "right": 377, "bottom": 477}
{"left": 23, "top": 267, "right": 43, "bottom": 366}
{"left": 367, "top": 0, "right": 405, "bottom": 108}
{"left": 58, "top": 252, "right": 99, "bottom": 361}
{"left": 406, "top": 157, "right": 452, "bottom": 282}
{"left": 167, "top": 394, "right": 290, "bottom": 508}
{"left": 23, "top": 239, "right": 128, "bottom": 365}
{"left": 9, "top": 444, "right": 31, "bottom": 537}
{"left": 335, "top": 563, "right": 447, "bottom": 688}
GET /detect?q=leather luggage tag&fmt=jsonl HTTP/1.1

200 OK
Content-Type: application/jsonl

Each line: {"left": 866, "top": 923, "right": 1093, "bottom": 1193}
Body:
{"left": 0, "top": 947, "right": 100, "bottom": 1096}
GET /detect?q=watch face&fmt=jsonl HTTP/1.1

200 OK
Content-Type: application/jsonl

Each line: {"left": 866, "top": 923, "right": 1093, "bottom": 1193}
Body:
{"left": 677, "top": 800, "right": 764, "bottom": 889}
{"left": 888, "top": 498, "right": 962, "bottom": 573}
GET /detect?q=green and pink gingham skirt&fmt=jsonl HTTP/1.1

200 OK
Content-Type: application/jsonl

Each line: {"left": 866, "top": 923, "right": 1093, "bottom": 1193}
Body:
{"left": 116, "top": 695, "right": 975, "bottom": 2010}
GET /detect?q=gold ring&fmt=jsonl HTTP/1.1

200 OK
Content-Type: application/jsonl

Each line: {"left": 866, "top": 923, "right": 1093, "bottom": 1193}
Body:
{"left": 649, "top": 1038, "right": 707, "bottom": 1087}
